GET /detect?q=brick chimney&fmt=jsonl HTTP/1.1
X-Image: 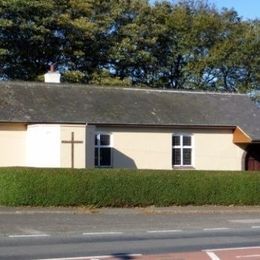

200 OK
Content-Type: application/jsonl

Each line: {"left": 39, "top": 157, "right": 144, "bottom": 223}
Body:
{"left": 44, "top": 64, "right": 61, "bottom": 83}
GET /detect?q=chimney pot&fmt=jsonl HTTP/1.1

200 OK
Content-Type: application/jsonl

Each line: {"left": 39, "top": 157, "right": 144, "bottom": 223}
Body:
{"left": 44, "top": 64, "right": 61, "bottom": 83}
{"left": 49, "top": 64, "right": 55, "bottom": 72}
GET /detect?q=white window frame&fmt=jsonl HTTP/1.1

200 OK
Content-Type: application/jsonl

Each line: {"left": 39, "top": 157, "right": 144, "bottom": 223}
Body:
{"left": 172, "top": 134, "right": 193, "bottom": 167}
{"left": 95, "top": 132, "right": 112, "bottom": 167}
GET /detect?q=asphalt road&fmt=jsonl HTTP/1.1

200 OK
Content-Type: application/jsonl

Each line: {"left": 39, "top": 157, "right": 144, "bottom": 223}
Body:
{"left": 1, "top": 206, "right": 260, "bottom": 259}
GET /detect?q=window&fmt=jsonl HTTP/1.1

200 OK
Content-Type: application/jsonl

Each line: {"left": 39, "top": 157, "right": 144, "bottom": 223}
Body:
{"left": 172, "top": 135, "right": 192, "bottom": 167}
{"left": 95, "top": 133, "right": 112, "bottom": 167}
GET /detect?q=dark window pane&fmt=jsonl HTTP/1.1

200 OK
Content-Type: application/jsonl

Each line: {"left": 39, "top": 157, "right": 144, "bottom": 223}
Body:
{"left": 100, "top": 134, "right": 110, "bottom": 146}
{"left": 183, "top": 136, "right": 191, "bottom": 146}
{"left": 172, "top": 148, "right": 181, "bottom": 165}
{"left": 95, "top": 148, "right": 99, "bottom": 166}
{"left": 183, "top": 148, "right": 191, "bottom": 165}
{"left": 172, "top": 136, "right": 180, "bottom": 146}
{"left": 100, "top": 148, "right": 111, "bottom": 166}
{"left": 95, "top": 135, "right": 98, "bottom": 146}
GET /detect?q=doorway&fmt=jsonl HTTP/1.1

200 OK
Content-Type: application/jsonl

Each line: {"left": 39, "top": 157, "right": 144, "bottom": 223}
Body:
{"left": 246, "top": 144, "right": 260, "bottom": 171}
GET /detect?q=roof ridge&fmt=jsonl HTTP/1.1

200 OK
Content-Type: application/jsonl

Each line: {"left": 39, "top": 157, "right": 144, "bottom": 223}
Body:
{"left": 111, "top": 87, "right": 247, "bottom": 96}
{"left": 0, "top": 81, "right": 247, "bottom": 96}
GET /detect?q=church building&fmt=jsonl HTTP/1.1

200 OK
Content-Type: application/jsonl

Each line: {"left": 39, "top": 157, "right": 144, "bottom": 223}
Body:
{"left": 0, "top": 70, "right": 259, "bottom": 171}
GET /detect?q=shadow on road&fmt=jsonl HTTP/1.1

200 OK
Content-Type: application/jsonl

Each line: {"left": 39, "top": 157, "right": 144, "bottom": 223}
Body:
{"left": 112, "top": 253, "right": 137, "bottom": 259}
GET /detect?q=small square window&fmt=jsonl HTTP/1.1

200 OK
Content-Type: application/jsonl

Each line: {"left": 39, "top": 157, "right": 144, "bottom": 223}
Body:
{"left": 172, "top": 134, "right": 192, "bottom": 167}
{"left": 95, "top": 133, "right": 112, "bottom": 167}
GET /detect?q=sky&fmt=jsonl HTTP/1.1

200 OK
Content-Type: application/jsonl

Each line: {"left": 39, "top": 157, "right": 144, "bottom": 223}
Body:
{"left": 151, "top": 1, "right": 259, "bottom": 20}
{"left": 207, "top": 0, "right": 259, "bottom": 20}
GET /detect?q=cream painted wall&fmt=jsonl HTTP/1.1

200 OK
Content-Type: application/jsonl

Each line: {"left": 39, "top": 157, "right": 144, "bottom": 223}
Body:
{"left": 194, "top": 130, "right": 245, "bottom": 170}
{"left": 26, "top": 124, "right": 61, "bottom": 167}
{"left": 0, "top": 124, "right": 27, "bottom": 166}
{"left": 96, "top": 127, "right": 245, "bottom": 170}
{"left": 96, "top": 127, "right": 172, "bottom": 170}
{"left": 0, "top": 123, "right": 245, "bottom": 170}
{"left": 60, "top": 125, "right": 86, "bottom": 168}
{"left": 114, "top": 130, "right": 171, "bottom": 169}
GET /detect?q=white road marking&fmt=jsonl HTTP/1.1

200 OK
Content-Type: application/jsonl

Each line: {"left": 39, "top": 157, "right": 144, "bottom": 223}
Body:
{"left": 147, "top": 229, "right": 183, "bottom": 233}
{"left": 204, "top": 246, "right": 260, "bottom": 252}
{"left": 36, "top": 254, "right": 143, "bottom": 260}
{"left": 251, "top": 226, "right": 260, "bottom": 229}
{"left": 82, "top": 232, "right": 123, "bottom": 236}
{"left": 36, "top": 256, "right": 111, "bottom": 260}
{"left": 9, "top": 234, "right": 49, "bottom": 238}
{"left": 203, "top": 227, "right": 230, "bottom": 231}
{"left": 236, "top": 255, "right": 260, "bottom": 258}
{"left": 205, "top": 251, "right": 221, "bottom": 260}
{"left": 229, "top": 219, "right": 260, "bottom": 224}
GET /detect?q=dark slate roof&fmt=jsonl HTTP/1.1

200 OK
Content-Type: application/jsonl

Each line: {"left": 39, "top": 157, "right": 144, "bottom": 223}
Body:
{"left": 0, "top": 81, "right": 260, "bottom": 141}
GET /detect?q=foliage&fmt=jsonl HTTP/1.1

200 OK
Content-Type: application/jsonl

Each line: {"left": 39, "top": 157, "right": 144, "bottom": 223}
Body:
{"left": 249, "top": 89, "right": 260, "bottom": 107}
{"left": 0, "top": 168, "right": 260, "bottom": 207}
{"left": 63, "top": 70, "right": 87, "bottom": 83}
{"left": 90, "top": 70, "right": 131, "bottom": 86}
{"left": 0, "top": 0, "right": 259, "bottom": 92}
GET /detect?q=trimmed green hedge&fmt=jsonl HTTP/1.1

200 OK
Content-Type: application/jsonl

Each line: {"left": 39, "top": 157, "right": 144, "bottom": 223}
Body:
{"left": 0, "top": 168, "right": 260, "bottom": 206}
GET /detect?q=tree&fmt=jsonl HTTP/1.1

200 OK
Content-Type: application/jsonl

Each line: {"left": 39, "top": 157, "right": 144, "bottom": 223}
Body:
{"left": 194, "top": 10, "right": 260, "bottom": 92}
{"left": 0, "top": 0, "right": 56, "bottom": 79}
{"left": 0, "top": 0, "right": 115, "bottom": 80}
{"left": 0, "top": 0, "right": 259, "bottom": 92}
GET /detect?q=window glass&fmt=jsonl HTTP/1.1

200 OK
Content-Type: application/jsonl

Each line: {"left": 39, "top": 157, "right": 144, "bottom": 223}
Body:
{"left": 100, "top": 134, "right": 110, "bottom": 146}
{"left": 172, "top": 148, "right": 181, "bottom": 165}
{"left": 183, "top": 148, "right": 191, "bottom": 165}
{"left": 95, "top": 135, "right": 98, "bottom": 146}
{"left": 100, "top": 148, "right": 111, "bottom": 166}
{"left": 172, "top": 135, "right": 180, "bottom": 146}
{"left": 95, "top": 148, "right": 99, "bottom": 166}
{"left": 183, "top": 136, "right": 191, "bottom": 146}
